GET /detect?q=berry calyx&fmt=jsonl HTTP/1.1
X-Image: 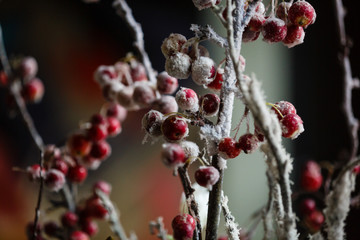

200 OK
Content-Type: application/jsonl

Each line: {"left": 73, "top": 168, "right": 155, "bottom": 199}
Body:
{"left": 301, "top": 160, "right": 323, "bottom": 192}
{"left": 161, "top": 115, "right": 189, "bottom": 142}
{"left": 218, "top": 137, "right": 241, "bottom": 159}
{"left": 195, "top": 166, "right": 220, "bottom": 190}
{"left": 172, "top": 214, "right": 196, "bottom": 240}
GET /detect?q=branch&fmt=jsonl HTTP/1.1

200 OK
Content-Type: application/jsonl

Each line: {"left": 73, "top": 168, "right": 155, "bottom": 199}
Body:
{"left": 149, "top": 217, "right": 168, "bottom": 240}
{"left": 190, "top": 24, "right": 228, "bottom": 48}
{"left": 221, "top": 192, "right": 240, "bottom": 240}
{"left": 112, "top": 0, "right": 157, "bottom": 84}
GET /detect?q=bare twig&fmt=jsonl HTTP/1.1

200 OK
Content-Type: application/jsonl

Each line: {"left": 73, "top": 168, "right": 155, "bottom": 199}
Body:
{"left": 112, "top": 0, "right": 157, "bottom": 84}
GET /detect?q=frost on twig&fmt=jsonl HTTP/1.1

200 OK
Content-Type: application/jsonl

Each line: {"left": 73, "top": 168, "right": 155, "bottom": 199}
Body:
{"left": 190, "top": 24, "right": 228, "bottom": 48}
{"left": 221, "top": 192, "right": 240, "bottom": 240}
{"left": 149, "top": 217, "right": 168, "bottom": 240}
{"left": 308, "top": 232, "right": 324, "bottom": 240}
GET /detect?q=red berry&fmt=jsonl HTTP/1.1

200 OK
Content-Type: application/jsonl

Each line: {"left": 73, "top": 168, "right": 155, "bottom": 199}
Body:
{"left": 353, "top": 165, "right": 360, "bottom": 174}
{"left": 157, "top": 71, "right": 179, "bottom": 94}
{"left": 132, "top": 82, "right": 156, "bottom": 107}
{"left": 0, "top": 70, "right": 8, "bottom": 86}
{"left": 61, "top": 211, "right": 79, "bottom": 227}
{"left": 90, "top": 114, "right": 106, "bottom": 125}
{"left": 176, "top": 87, "right": 199, "bottom": 112}
{"left": 288, "top": 1, "right": 316, "bottom": 28}
{"left": 271, "top": 101, "right": 297, "bottom": 120}
{"left": 44, "top": 169, "right": 66, "bottom": 192}
{"left": 130, "top": 61, "right": 148, "bottom": 82}
{"left": 106, "top": 117, "right": 122, "bottom": 136}
{"left": 161, "top": 143, "right": 186, "bottom": 168}
{"left": 68, "top": 165, "right": 88, "bottom": 183}
{"left": 191, "top": 56, "right": 216, "bottom": 85}
{"left": 26, "top": 164, "right": 44, "bottom": 181}
{"left": 217, "top": 236, "right": 228, "bottom": 240}
{"left": 70, "top": 230, "right": 90, "bottom": 240}
{"left": 21, "top": 78, "right": 44, "bottom": 103}
{"left": 301, "top": 160, "right": 322, "bottom": 192}
{"left": 248, "top": 13, "right": 266, "bottom": 32}
{"left": 90, "top": 140, "right": 111, "bottom": 160}
{"left": 81, "top": 219, "right": 98, "bottom": 237}
{"left": 51, "top": 158, "right": 68, "bottom": 175}
{"left": 283, "top": 25, "right": 305, "bottom": 48}
{"left": 81, "top": 155, "right": 101, "bottom": 170}
{"left": 299, "top": 198, "right": 316, "bottom": 215}
{"left": 276, "top": 2, "right": 292, "bottom": 21}
{"left": 67, "top": 134, "right": 92, "bottom": 157}
{"left": 262, "top": 17, "right": 287, "bottom": 43}
{"left": 86, "top": 196, "right": 109, "bottom": 219}
{"left": 218, "top": 137, "right": 241, "bottom": 159}
{"left": 43, "top": 221, "right": 60, "bottom": 237}
{"left": 152, "top": 95, "right": 179, "bottom": 114}
{"left": 280, "top": 113, "right": 304, "bottom": 139}
{"left": 195, "top": 166, "right": 220, "bottom": 190}
{"left": 172, "top": 214, "right": 196, "bottom": 240}
{"left": 207, "top": 70, "right": 224, "bottom": 91}
{"left": 304, "top": 210, "right": 324, "bottom": 233}
{"left": 87, "top": 124, "right": 108, "bottom": 142}
{"left": 93, "top": 180, "right": 112, "bottom": 196}
{"left": 238, "top": 133, "right": 259, "bottom": 154}
{"left": 199, "top": 93, "right": 220, "bottom": 117}
{"left": 161, "top": 115, "right": 189, "bottom": 142}
{"left": 242, "top": 27, "right": 261, "bottom": 42}
{"left": 105, "top": 102, "right": 127, "bottom": 122}
{"left": 142, "top": 110, "right": 164, "bottom": 137}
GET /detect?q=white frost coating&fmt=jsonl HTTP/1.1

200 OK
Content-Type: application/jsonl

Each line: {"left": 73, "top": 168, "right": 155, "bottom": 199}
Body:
{"left": 180, "top": 141, "right": 200, "bottom": 159}
{"left": 221, "top": 192, "right": 240, "bottom": 240}
{"left": 165, "top": 52, "right": 192, "bottom": 79}
{"left": 94, "top": 65, "right": 119, "bottom": 86}
{"left": 308, "top": 232, "right": 324, "bottom": 240}
{"left": 192, "top": 0, "right": 216, "bottom": 10}
{"left": 324, "top": 171, "right": 356, "bottom": 240}
{"left": 161, "top": 33, "right": 187, "bottom": 58}
{"left": 44, "top": 169, "right": 66, "bottom": 192}
{"left": 284, "top": 29, "right": 305, "bottom": 48}
{"left": 180, "top": 183, "right": 209, "bottom": 230}
{"left": 175, "top": 87, "right": 199, "bottom": 112}
{"left": 191, "top": 56, "right": 216, "bottom": 86}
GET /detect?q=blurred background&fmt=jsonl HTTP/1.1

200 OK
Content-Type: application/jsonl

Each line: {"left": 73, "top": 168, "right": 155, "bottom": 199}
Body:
{"left": 0, "top": 0, "right": 359, "bottom": 239}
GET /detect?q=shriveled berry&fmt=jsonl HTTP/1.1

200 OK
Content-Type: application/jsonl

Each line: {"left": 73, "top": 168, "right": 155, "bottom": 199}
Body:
{"left": 44, "top": 169, "right": 66, "bottom": 192}
{"left": 276, "top": 2, "right": 292, "bottom": 21}
{"left": 68, "top": 165, "right": 88, "bottom": 183}
{"left": 152, "top": 95, "right": 179, "bottom": 114}
{"left": 161, "top": 143, "right": 186, "bottom": 168}
{"left": 67, "top": 134, "right": 92, "bottom": 157}
{"left": 304, "top": 210, "right": 324, "bottom": 233}
{"left": 283, "top": 25, "right": 305, "bottom": 48}
{"left": 172, "top": 214, "right": 196, "bottom": 240}
{"left": 93, "top": 180, "right": 112, "bottom": 196}
{"left": 61, "top": 211, "right": 78, "bottom": 227}
{"left": 288, "top": 1, "right": 316, "bottom": 28}
{"left": 301, "top": 160, "right": 323, "bottom": 192}
{"left": 280, "top": 113, "right": 304, "bottom": 139}
{"left": 262, "top": 17, "right": 287, "bottom": 43}
{"left": 142, "top": 110, "right": 164, "bottom": 137}
{"left": 90, "top": 140, "right": 111, "bottom": 160}
{"left": 21, "top": 78, "right": 44, "bottom": 103}
{"left": 191, "top": 56, "right": 216, "bottom": 85}
{"left": 238, "top": 133, "right": 259, "bottom": 154}
{"left": 161, "top": 33, "right": 187, "bottom": 58}
{"left": 157, "top": 71, "right": 179, "bottom": 94}
{"left": 70, "top": 230, "right": 90, "bottom": 240}
{"left": 195, "top": 166, "right": 220, "bottom": 190}
{"left": 218, "top": 137, "right": 241, "bottom": 159}
{"left": 165, "top": 52, "right": 192, "bottom": 79}
{"left": 161, "top": 115, "right": 189, "bottom": 142}
{"left": 199, "top": 93, "right": 220, "bottom": 117}
{"left": 299, "top": 198, "right": 316, "bottom": 215}
{"left": 176, "top": 87, "right": 199, "bottom": 112}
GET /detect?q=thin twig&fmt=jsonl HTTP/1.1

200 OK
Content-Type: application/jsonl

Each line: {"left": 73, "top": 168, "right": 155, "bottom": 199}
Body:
{"left": 112, "top": 0, "right": 157, "bottom": 84}
{"left": 221, "top": 192, "right": 240, "bottom": 240}
{"left": 149, "top": 217, "right": 168, "bottom": 240}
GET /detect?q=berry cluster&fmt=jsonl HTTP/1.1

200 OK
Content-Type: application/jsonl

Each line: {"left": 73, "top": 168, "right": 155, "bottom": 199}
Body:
{"left": 26, "top": 180, "right": 112, "bottom": 240}
{"left": 240, "top": 0, "right": 316, "bottom": 48}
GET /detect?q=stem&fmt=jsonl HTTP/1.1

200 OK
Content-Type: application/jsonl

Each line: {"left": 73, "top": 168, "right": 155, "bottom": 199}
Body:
{"left": 112, "top": 0, "right": 157, "bottom": 84}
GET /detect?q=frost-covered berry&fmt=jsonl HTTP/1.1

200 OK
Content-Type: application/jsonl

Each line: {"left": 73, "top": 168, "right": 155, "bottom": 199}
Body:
{"left": 104, "top": 102, "right": 127, "bottom": 122}
{"left": 61, "top": 211, "right": 78, "bottom": 227}
{"left": 166, "top": 52, "right": 192, "bottom": 79}
{"left": 22, "top": 78, "right": 44, "bottom": 103}
{"left": 161, "top": 34, "right": 187, "bottom": 58}
{"left": 280, "top": 113, "right": 304, "bottom": 139}
{"left": 87, "top": 124, "right": 108, "bottom": 142}
{"left": 255, "top": 2, "right": 266, "bottom": 14}
{"left": 70, "top": 231, "right": 89, "bottom": 240}
{"left": 27, "top": 164, "right": 45, "bottom": 181}
{"left": 106, "top": 117, "right": 122, "bottom": 136}
{"left": 161, "top": 115, "right": 189, "bottom": 142}
{"left": 157, "top": 71, "right": 179, "bottom": 94}
{"left": 130, "top": 60, "right": 148, "bottom": 82}
{"left": 195, "top": 166, "right": 220, "bottom": 190}
{"left": 283, "top": 25, "right": 305, "bottom": 48}
{"left": 68, "top": 165, "right": 88, "bottom": 183}
{"left": 117, "top": 86, "right": 136, "bottom": 109}
{"left": 248, "top": 13, "right": 266, "bottom": 32}
{"left": 81, "top": 156, "right": 101, "bottom": 170}
{"left": 218, "top": 137, "right": 241, "bottom": 159}
{"left": 18, "top": 56, "right": 38, "bottom": 79}
{"left": 192, "top": 0, "right": 216, "bottom": 10}
{"left": 142, "top": 110, "right": 164, "bottom": 137}
{"left": 67, "top": 134, "right": 92, "bottom": 157}
{"left": 52, "top": 158, "right": 69, "bottom": 175}
{"left": 161, "top": 143, "right": 186, "bottom": 168}
{"left": 288, "top": 1, "right": 316, "bottom": 28}
{"left": 207, "top": 69, "right": 224, "bottom": 91}
{"left": 94, "top": 65, "right": 118, "bottom": 86}
{"left": 90, "top": 140, "right": 111, "bottom": 160}
{"left": 300, "top": 198, "right": 316, "bottom": 215}
{"left": 238, "top": 133, "right": 259, "bottom": 154}
{"left": 191, "top": 56, "right": 216, "bottom": 85}
{"left": 152, "top": 95, "right": 179, "bottom": 114}
{"left": 102, "top": 82, "right": 123, "bottom": 102}
{"left": 132, "top": 82, "right": 156, "bottom": 108}
{"left": 276, "top": 2, "right": 292, "bottom": 21}
{"left": 301, "top": 160, "right": 322, "bottom": 192}
{"left": 172, "top": 214, "right": 196, "bottom": 240}
{"left": 262, "top": 17, "right": 287, "bottom": 43}
{"left": 114, "top": 61, "right": 132, "bottom": 86}
{"left": 199, "top": 93, "right": 220, "bottom": 117}
{"left": 242, "top": 27, "right": 261, "bottom": 43}
{"left": 176, "top": 87, "right": 199, "bottom": 112}
{"left": 271, "top": 101, "right": 297, "bottom": 120}
{"left": 180, "top": 141, "right": 200, "bottom": 160}
{"left": 93, "top": 180, "right": 112, "bottom": 196}
{"left": 86, "top": 196, "right": 109, "bottom": 219}
{"left": 304, "top": 210, "right": 324, "bottom": 233}
{"left": 44, "top": 169, "right": 66, "bottom": 192}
